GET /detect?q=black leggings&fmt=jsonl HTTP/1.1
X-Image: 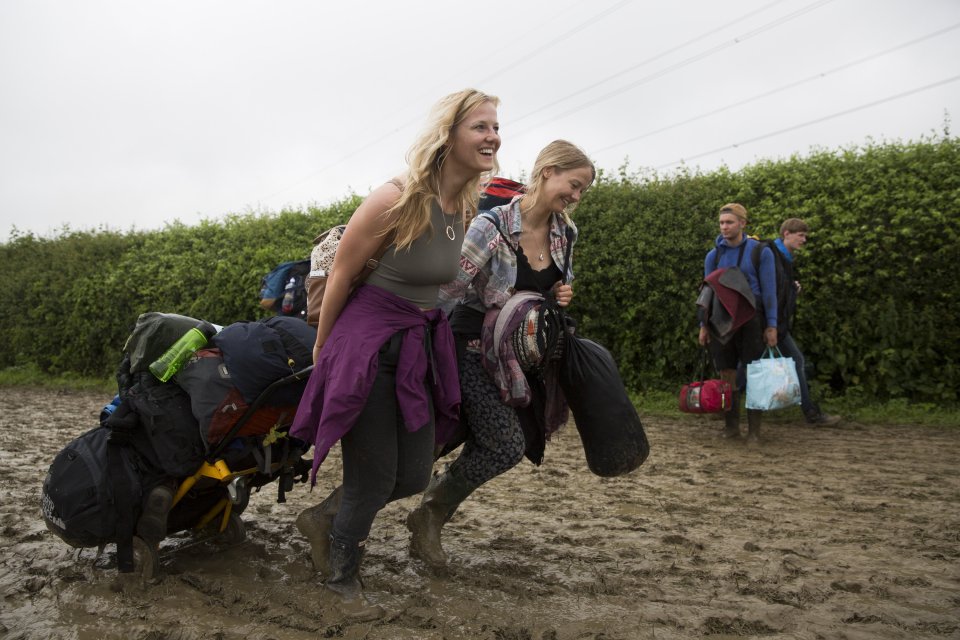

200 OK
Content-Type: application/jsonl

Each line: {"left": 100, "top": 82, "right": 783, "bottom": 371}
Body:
{"left": 448, "top": 351, "right": 525, "bottom": 486}
{"left": 332, "top": 332, "right": 436, "bottom": 543}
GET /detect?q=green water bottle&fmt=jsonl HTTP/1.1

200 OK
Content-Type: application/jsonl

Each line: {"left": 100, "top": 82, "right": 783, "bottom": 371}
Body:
{"left": 148, "top": 321, "right": 217, "bottom": 382}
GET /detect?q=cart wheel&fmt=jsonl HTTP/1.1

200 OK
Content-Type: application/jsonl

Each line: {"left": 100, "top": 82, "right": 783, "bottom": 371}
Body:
{"left": 132, "top": 536, "right": 160, "bottom": 582}
{"left": 218, "top": 513, "right": 246, "bottom": 545}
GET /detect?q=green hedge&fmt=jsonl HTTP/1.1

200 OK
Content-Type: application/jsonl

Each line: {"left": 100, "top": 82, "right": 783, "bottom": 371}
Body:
{"left": 0, "top": 196, "right": 361, "bottom": 379}
{"left": 2, "top": 136, "right": 957, "bottom": 402}
{"left": 572, "top": 136, "right": 959, "bottom": 401}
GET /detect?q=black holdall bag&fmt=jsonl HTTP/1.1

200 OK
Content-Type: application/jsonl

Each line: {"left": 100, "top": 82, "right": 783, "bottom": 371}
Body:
{"left": 558, "top": 327, "right": 650, "bottom": 477}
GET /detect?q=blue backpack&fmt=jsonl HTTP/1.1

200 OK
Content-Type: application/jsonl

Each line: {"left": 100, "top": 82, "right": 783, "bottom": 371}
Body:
{"left": 259, "top": 259, "right": 310, "bottom": 320}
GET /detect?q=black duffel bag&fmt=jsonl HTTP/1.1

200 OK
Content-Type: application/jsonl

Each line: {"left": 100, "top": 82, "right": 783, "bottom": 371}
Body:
{"left": 558, "top": 328, "right": 650, "bottom": 477}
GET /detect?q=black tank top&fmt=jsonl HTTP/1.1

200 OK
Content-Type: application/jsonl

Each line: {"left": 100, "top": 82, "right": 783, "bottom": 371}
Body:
{"left": 515, "top": 245, "right": 562, "bottom": 293}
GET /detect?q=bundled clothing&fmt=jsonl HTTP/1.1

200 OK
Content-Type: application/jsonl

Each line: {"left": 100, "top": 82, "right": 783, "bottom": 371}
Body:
{"left": 697, "top": 267, "right": 757, "bottom": 343}
{"left": 480, "top": 291, "right": 568, "bottom": 437}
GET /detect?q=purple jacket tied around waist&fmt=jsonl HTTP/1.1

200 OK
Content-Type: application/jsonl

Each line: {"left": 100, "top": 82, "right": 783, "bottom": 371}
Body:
{"left": 289, "top": 284, "right": 460, "bottom": 484}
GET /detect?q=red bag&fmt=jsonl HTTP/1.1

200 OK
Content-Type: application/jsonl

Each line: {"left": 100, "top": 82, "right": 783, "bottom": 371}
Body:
{"left": 679, "top": 379, "right": 733, "bottom": 413}
{"left": 679, "top": 350, "right": 733, "bottom": 413}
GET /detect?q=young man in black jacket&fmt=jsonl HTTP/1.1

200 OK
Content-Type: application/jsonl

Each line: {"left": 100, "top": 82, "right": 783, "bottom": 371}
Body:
{"left": 766, "top": 218, "right": 841, "bottom": 426}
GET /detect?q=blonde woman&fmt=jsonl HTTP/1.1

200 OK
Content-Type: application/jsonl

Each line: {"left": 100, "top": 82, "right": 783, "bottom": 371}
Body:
{"left": 407, "top": 140, "right": 595, "bottom": 569}
{"left": 290, "top": 89, "right": 500, "bottom": 614}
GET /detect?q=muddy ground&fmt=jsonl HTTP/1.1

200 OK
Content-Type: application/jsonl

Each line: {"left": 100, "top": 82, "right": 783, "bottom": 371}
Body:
{"left": 0, "top": 386, "right": 958, "bottom": 640}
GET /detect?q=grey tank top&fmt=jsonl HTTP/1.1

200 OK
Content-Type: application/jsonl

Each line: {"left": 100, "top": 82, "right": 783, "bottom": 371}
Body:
{"left": 365, "top": 200, "right": 465, "bottom": 309}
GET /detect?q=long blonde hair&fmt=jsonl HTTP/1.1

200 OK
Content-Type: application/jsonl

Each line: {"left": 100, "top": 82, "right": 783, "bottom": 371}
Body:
{"left": 522, "top": 140, "right": 595, "bottom": 224}
{"left": 387, "top": 89, "right": 500, "bottom": 250}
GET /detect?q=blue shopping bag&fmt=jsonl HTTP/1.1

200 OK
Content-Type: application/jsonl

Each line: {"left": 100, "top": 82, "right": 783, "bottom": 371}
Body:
{"left": 745, "top": 347, "right": 801, "bottom": 411}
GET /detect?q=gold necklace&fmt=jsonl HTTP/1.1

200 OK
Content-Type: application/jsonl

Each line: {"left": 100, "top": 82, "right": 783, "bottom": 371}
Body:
{"left": 519, "top": 197, "right": 548, "bottom": 261}
{"left": 436, "top": 180, "right": 456, "bottom": 241}
{"left": 523, "top": 229, "right": 549, "bottom": 262}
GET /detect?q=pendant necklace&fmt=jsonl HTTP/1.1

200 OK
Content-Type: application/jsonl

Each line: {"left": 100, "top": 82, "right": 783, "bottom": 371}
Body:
{"left": 436, "top": 181, "right": 456, "bottom": 240}
{"left": 533, "top": 224, "right": 548, "bottom": 261}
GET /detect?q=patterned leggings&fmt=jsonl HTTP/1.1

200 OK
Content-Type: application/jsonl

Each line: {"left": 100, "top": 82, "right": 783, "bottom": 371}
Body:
{"left": 448, "top": 351, "right": 526, "bottom": 486}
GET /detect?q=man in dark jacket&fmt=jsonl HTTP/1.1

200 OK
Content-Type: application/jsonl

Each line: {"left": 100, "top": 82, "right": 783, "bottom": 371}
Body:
{"left": 698, "top": 203, "right": 778, "bottom": 444}
{"left": 769, "top": 218, "right": 841, "bottom": 426}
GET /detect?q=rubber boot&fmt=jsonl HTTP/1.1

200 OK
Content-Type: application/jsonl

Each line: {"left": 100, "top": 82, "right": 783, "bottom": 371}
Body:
{"left": 324, "top": 536, "right": 384, "bottom": 622}
{"left": 720, "top": 391, "right": 741, "bottom": 439}
{"left": 295, "top": 485, "right": 342, "bottom": 576}
{"left": 746, "top": 409, "right": 762, "bottom": 447}
{"left": 406, "top": 467, "right": 477, "bottom": 569}
{"left": 804, "top": 405, "right": 842, "bottom": 426}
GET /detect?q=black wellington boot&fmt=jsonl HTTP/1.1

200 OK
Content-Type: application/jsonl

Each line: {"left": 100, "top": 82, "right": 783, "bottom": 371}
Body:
{"left": 295, "top": 485, "right": 342, "bottom": 576}
{"left": 324, "top": 536, "right": 384, "bottom": 622}
{"left": 720, "top": 391, "right": 741, "bottom": 439}
{"left": 406, "top": 467, "right": 477, "bottom": 569}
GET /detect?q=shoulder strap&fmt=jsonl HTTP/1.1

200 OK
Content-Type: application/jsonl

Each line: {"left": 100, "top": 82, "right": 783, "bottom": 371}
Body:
{"left": 356, "top": 180, "right": 402, "bottom": 274}
{"left": 751, "top": 239, "right": 770, "bottom": 272}
{"left": 560, "top": 225, "right": 574, "bottom": 284}
{"left": 711, "top": 239, "right": 748, "bottom": 272}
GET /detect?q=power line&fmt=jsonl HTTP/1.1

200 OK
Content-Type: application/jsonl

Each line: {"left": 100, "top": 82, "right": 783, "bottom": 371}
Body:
{"left": 473, "top": 0, "right": 634, "bottom": 88}
{"left": 655, "top": 74, "right": 960, "bottom": 170}
{"left": 254, "top": 0, "right": 631, "bottom": 206}
{"left": 592, "top": 21, "right": 960, "bottom": 155}
{"left": 510, "top": 0, "right": 793, "bottom": 125}
{"left": 511, "top": 0, "right": 836, "bottom": 138}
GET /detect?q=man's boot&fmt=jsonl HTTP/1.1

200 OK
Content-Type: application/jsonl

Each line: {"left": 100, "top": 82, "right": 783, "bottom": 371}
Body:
{"left": 406, "top": 467, "right": 477, "bottom": 569}
{"left": 296, "top": 485, "right": 342, "bottom": 576}
{"left": 324, "top": 536, "right": 384, "bottom": 621}
{"left": 720, "top": 391, "right": 741, "bottom": 439}
{"left": 746, "top": 409, "right": 762, "bottom": 446}
{"left": 804, "top": 405, "right": 841, "bottom": 426}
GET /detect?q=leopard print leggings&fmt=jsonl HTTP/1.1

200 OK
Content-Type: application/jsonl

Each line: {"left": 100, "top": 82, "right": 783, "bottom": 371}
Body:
{"left": 448, "top": 351, "right": 526, "bottom": 486}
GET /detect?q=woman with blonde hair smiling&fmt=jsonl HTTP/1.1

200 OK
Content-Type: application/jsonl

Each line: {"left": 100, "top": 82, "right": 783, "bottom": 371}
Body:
{"left": 290, "top": 88, "right": 501, "bottom": 615}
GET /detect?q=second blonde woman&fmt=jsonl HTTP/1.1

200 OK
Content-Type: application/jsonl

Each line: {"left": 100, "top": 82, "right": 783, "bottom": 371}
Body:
{"left": 407, "top": 140, "right": 595, "bottom": 569}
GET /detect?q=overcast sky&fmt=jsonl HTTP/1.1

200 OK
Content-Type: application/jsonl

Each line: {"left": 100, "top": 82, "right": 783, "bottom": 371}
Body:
{"left": 1, "top": 0, "right": 958, "bottom": 239}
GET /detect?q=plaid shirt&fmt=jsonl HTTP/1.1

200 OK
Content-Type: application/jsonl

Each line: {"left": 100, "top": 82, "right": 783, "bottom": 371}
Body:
{"left": 438, "top": 197, "right": 577, "bottom": 315}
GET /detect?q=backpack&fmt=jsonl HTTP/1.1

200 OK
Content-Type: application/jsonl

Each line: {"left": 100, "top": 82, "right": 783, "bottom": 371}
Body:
{"left": 305, "top": 225, "right": 396, "bottom": 326}
{"left": 123, "top": 312, "right": 204, "bottom": 374}
{"left": 41, "top": 425, "right": 144, "bottom": 569}
{"left": 259, "top": 259, "right": 310, "bottom": 320}
{"left": 123, "top": 374, "right": 207, "bottom": 478}
{"left": 211, "top": 315, "right": 317, "bottom": 406}
{"left": 177, "top": 347, "right": 303, "bottom": 445}
{"left": 751, "top": 240, "right": 796, "bottom": 335}
{"left": 479, "top": 177, "right": 525, "bottom": 209}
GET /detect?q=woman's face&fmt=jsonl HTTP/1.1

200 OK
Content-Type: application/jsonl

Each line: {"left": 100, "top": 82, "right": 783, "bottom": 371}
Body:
{"left": 539, "top": 165, "right": 594, "bottom": 213}
{"left": 447, "top": 101, "right": 500, "bottom": 175}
